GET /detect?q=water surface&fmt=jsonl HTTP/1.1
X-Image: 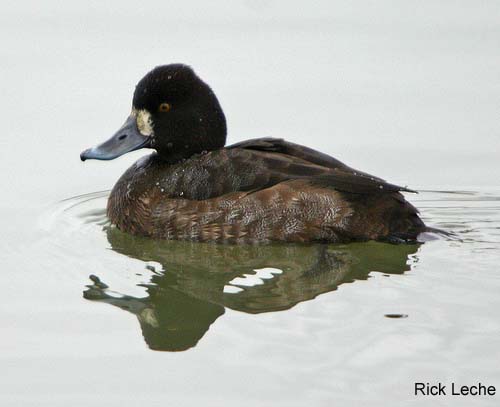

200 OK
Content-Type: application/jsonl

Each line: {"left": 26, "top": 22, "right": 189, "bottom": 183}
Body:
{"left": 24, "top": 187, "right": 499, "bottom": 406}
{"left": 1, "top": 1, "right": 500, "bottom": 406}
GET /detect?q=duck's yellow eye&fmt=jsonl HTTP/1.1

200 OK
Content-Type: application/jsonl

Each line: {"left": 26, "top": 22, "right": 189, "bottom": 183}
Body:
{"left": 158, "top": 102, "right": 171, "bottom": 112}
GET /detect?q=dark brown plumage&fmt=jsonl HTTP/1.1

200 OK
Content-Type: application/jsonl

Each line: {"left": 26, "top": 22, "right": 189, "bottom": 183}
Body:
{"left": 82, "top": 64, "right": 427, "bottom": 243}
{"left": 106, "top": 138, "right": 425, "bottom": 243}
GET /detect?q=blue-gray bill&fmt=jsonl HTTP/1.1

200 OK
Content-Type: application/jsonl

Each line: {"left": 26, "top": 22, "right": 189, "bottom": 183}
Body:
{"left": 80, "top": 115, "right": 150, "bottom": 161}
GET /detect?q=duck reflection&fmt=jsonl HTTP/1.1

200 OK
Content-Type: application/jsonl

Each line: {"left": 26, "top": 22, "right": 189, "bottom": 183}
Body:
{"left": 84, "top": 227, "right": 420, "bottom": 351}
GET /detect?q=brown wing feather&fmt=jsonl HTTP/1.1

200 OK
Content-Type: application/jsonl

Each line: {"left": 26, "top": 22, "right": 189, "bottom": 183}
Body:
{"left": 228, "top": 137, "right": 350, "bottom": 170}
{"left": 225, "top": 138, "right": 416, "bottom": 195}
{"left": 110, "top": 139, "right": 415, "bottom": 203}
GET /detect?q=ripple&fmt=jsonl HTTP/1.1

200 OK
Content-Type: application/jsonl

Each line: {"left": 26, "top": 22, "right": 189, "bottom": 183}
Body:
{"left": 38, "top": 187, "right": 500, "bottom": 352}
{"left": 41, "top": 190, "right": 110, "bottom": 232}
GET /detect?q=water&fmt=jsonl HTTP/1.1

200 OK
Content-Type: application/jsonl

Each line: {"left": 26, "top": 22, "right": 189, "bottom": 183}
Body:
{"left": 1, "top": 1, "right": 500, "bottom": 406}
{"left": 4, "top": 187, "right": 497, "bottom": 406}
{"left": 57, "top": 192, "right": 423, "bottom": 352}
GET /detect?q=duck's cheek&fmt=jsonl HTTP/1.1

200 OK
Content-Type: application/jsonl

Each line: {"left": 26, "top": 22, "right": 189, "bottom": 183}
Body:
{"left": 133, "top": 108, "right": 155, "bottom": 137}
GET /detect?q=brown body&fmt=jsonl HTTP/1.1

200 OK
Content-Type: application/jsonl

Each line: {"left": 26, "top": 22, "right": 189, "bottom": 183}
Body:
{"left": 107, "top": 138, "right": 425, "bottom": 243}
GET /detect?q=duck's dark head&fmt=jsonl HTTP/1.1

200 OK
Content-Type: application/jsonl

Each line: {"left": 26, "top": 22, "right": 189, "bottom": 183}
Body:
{"left": 80, "top": 64, "right": 226, "bottom": 163}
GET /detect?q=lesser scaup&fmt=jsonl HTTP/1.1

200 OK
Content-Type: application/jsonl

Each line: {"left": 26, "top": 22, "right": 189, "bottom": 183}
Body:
{"left": 81, "top": 64, "right": 426, "bottom": 243}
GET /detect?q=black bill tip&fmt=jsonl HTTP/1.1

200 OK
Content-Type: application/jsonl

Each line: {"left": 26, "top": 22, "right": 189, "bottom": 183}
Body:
{"left": 80, "top": 149, "right": 90, "bottom": 161}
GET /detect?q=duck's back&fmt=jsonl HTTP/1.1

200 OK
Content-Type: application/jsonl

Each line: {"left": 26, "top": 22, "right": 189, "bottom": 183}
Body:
{"left": 107, "top": 138, "right": 425, "bottom": 243}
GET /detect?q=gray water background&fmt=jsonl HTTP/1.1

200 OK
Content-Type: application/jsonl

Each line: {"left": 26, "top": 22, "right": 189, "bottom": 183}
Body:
{"left": 1, "top": 1, "right": 500, "bottom": 406}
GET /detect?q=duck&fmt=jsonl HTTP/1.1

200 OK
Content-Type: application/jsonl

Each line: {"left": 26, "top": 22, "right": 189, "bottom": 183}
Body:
{"left": 80, "top": 64, "right": 427, "bottom": 244}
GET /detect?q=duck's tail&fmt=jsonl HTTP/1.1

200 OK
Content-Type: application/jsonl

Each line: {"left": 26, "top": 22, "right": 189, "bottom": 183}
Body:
{"left": 416, "top": 226, "right": 456, "bottom": 242}
{"left": 424, "top": 226, "right": 453, "bottom": 237}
